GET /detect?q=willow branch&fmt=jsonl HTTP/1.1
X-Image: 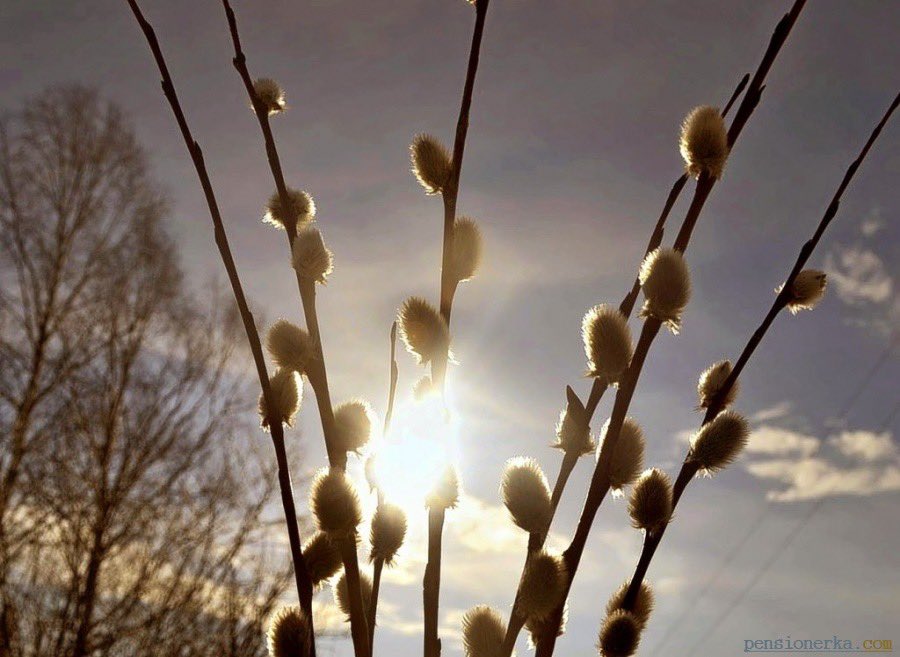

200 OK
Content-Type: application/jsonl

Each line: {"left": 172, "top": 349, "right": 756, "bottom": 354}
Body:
{"left": 384, "top": 322, "right": 399, "bottom": 437}
{"left": 367, "top": 323, "right": 399, "bottom": 654}
{"left": 583, "top": 73, "right": 747, "bottom": 420}
{"left": 498, "top": 73, "right": 750, "bottom": 657}
{"left": 498, "top": 443, "right": 578, "bottom": 656}
{"left": 423, "top": 508, "right": 446, "bottom": 657}
{"left": 621, "top": 89, "right": 899, "bottom": 613}
{"left": 535, "top": 5, "right": 807, "bottom": 655}
{"left": 123, "top": 0, "right": 315, "bottom": 642}
{"left": 220, "top": 2, "right": 370, "bottom": 654}
{"left": 432, "top": 0, "right": 491, "bottom": 392}
{"left": 671, "top": 0, "right": 807, "bottom": 252}
{"left": 221, "top": 0, "right": 343, "bottom": 468}
{"left": 368, "top": 557, "right": 385, "bottom": 653}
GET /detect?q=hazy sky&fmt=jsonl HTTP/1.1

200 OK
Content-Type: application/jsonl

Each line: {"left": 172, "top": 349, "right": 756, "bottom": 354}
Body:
{"left": 3, "top": 1, "right": 899, "bottom": 655}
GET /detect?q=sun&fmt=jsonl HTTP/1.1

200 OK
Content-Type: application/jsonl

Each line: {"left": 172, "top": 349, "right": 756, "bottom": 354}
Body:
{"left": 369, "top": 393, "right": 462, "bottom": 518}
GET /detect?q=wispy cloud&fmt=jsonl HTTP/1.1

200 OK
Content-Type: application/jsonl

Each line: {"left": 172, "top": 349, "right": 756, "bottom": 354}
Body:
{"left": 860, "top": 207, "right": 885, "bottom": 237}
{"left": 743, "top": 424, "right": 900, "bottom": 502}
{"left": 750, "top": 401, "right": 794, "bottom": 423}
{"left": 823, "top": 222, "right": 899, "bottom": 338}
{"left": 825, "top": 245, "right": 893, "bottom": 305}
{"left": 745, "top": 425, "right": 819, "bottom": 458}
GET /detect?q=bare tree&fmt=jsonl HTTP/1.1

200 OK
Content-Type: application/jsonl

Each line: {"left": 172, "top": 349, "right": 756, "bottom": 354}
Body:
{"left": 0, "top": 87, "right": 293, "bottom": 657}
{"left": 0, "top": 87, "right": 157, "bottom": 584}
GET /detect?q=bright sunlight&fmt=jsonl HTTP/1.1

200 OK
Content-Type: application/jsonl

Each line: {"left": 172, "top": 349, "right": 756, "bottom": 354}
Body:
{"left": 371, "top": 393, "right": 462, "bottom": 520}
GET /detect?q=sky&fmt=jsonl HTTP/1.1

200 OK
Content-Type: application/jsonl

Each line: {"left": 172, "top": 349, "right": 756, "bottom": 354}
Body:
{"left": 2, "top": 1, "right": 899, "bottom": 655}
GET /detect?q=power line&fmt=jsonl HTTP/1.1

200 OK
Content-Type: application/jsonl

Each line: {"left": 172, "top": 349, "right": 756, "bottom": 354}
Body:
{"left": 655, "top": 338, "right": 897, "bottom": 655}
{"left": 877, "top": 397, "right": 900, "bottom": 432}
{"left": 835, "top": 333, "right": 899, "bottom": 422}
{"left": 646, "top": 504, "right": 769, "bottom": 654}
{"left": 680, "top": 497, "right": 826, "bottom": 656}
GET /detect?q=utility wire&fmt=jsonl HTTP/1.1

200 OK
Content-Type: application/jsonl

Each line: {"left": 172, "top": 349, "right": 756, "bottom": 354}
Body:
{"left": 655, "top": 338, "right": 897, "bottom": 655}
{"left": 681, "top": 496, "right": 827, "bottom": 656}
{"left": 835, "top": 332, "right": 898, "bottom": 421}
{"left": 645, "top": 504, "right": 769, "bottom": 654}
{"left": 877, "top": 397, "right": 900, "bottom": 432}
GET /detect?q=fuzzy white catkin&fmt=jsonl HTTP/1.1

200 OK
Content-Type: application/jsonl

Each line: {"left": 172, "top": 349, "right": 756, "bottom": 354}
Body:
{"left": 333, "top": 572, "right": 373, "bottom": 620}
{"left": 598, "top": 609, "right": 641, "bottom": 657}
{"left": 397, "top": 297, "right": 450, "bottom": 365}
{"left": 697, "top": 359, "right": 738, "bottom": 409}
{"left": 302, "top": 532, "right": 342, "bottom": 587}
{"left": 333, "top": 400, "right": 376, "bottom": 454}
{"left": 783, "top": 269, "right": 827, "bottom": 314}
{"left": 265, "top": 319, "right": 314, "bottom": 375}
{"left": 267, "top": 606, "right": 310, "bottom": 657}
{"left": 679, "top": 105, "right": 729, "bottom": 179}
{"left": 526, "top": 602, "right": 568, "bottom": 648}
{"left": 410, "top": 133, "right": 452, "bottom": 195}
{"left": 582, "top": 305, "right": 633, "bottom": 385}
{"left": 252, "top": 78, "right": 286, "bottom": 116}
{"left": 292, "top": 226, "right": 333, "bottom": 284}
{"left": 310, "top": 468, "right": 362, "bottom": 536}
{"left": 689, "top": 410, "right": 750, "bottom": 474}
{"left": 449, "top": 217, "right": 484, "bottom": 283}
{"left": 518, "top": 551, "right": 567, "bottom": 621}
{"left": 258, "top": 368, "right": 301, "bottom": 429}
{"left": 501, "top": 457, "right": 552, "bottom": 533}
{"left": 639, "top": 247, "right": 691, "bottom": 333}
{"left": 264, "top": 188, "right": 316, "bottom": 231}
{"left": 605, "top": 581, "right": 654, "bottom": 630}
{"left": 598, "top": 417, "right": 645, "bottom": 492}
{"left": 554, "top": 406, "right": 596, "bottom": 457}
{"left": 628, "top": 469, "right": 672, "bottom": 533}
{"left": 427, "top": 465, "right": 459, "bottom": 510}
{"left": 370, "top": 502, "right": 407, "bottom": 565}
{"left": 462, "top": 605, "right": 506, "bottom": 657}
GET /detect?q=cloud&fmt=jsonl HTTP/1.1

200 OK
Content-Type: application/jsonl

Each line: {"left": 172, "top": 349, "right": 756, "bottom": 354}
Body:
{"left": 449, "top": 493, "right": 570, "bottom": 555}
{"left": 378, "top": 492, "right": 569, "bottom": 591}
{"left": 654, "top": 575, "right": 687, "bottom": 597}
{"left": 822, "top": 240, "right": 898, "bottom": 337}
{"left": 745, "top": 456, "right": 900, "bottom": 502}
{"left": 825, "top": 245, "right": 893, "bottom": 306}
{"left": 745, "top": 425, "right": 819, "bottom": 457}
{"left": 313, "top": 600, "right": 349, "bottom": 634}
{"left": 859, "top": 208, "right": 885, "bottom": 237}
{"left": 750, "top": 401, "right": 793, "bottom": 423}
{"left": 743, "top": 424, "right": 900, "bottom": 502}
{"left": 830, "top": 429, "right": 895, "bottom": 462}
{"left": 364, "top": 493, "right": 541, "bottom": 649}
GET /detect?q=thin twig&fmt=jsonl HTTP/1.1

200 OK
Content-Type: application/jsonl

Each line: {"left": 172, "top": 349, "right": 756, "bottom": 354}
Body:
{"left": 432, "top": 0, "right": 491, "bottom": 392}
{"left": 368, "top": 557, "right": 384, "bottom": 654}
{"left": 122, "top": 0, "right": 315, "bottom": 644}
{"left": 384, "top": 322, "right": 399, "bottom": 437}
{"left": 423, "top": 507, "right": 446, "bottom": 657}
{"left": 419, "top": 3, "right": 493, "bottom": 653}
{"left": 620, "top": 89, "right": 899, "bottom": 616}
{"left": 220, "top": 2, "right": 369, "bottom": 654}
{"left": 367, "top": 323, "right": 399, "bottom": 655}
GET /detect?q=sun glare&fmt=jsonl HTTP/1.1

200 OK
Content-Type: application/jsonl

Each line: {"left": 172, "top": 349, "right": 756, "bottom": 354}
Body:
{"left": 371, "top": 393, "right": 461, "bottom": 517}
